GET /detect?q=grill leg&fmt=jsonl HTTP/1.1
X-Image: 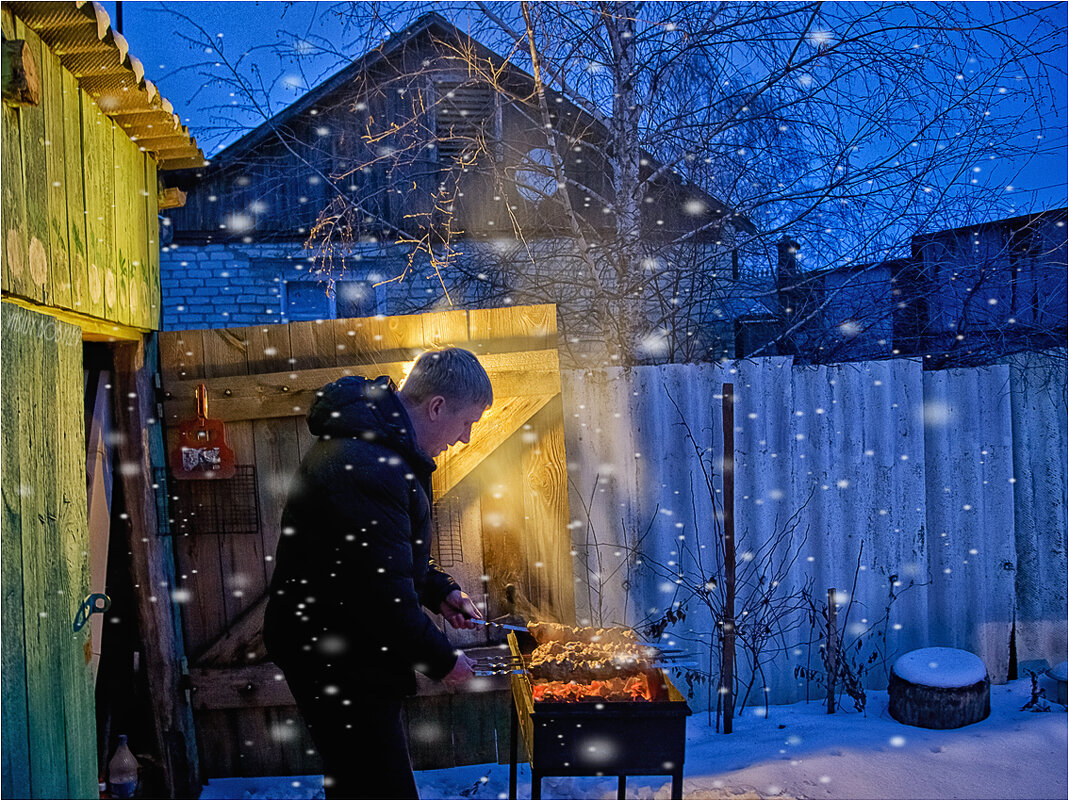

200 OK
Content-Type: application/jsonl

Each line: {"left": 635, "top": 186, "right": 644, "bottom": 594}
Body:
{"left": 671, "top": 768, "right": 683, "bottom": 800}
{"left": 617, "top": 775, "right": 627, "bottom": 799}
{"left": 531, "top": 771, "right": 542, "bottom": 800}
{"left": 508, "top": 702, "right": 518, "bottom": 800}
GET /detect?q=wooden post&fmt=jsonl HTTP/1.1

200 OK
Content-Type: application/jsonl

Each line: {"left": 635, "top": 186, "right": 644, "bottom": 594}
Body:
{"left": 112, "top": 335, "right": 200, "bottom": 796}
{"left": 826, "top": 588, "right": 837, "bottom": 714}
{"left": 721, "top": 384, "right": 736, "bottom": 734}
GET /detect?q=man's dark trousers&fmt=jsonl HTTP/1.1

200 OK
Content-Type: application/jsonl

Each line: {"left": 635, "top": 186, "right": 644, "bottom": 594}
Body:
{"left": 280, "top": 659, "right": 420, "bottom": 799}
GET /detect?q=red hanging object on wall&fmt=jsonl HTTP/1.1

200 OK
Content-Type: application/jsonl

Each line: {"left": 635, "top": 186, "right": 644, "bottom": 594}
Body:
{"left": 169, "top": 383, "right": 236, "bottom": 479}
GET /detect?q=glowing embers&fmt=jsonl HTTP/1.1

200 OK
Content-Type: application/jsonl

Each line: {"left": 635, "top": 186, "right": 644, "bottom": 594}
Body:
{"left": 532, "top": 673, "right": 653, "bottom": 703}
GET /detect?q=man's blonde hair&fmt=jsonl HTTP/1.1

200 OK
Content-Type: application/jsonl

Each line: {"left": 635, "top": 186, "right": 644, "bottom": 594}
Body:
{"left": 399, "top": 347, "right": 493, "bottom": 409}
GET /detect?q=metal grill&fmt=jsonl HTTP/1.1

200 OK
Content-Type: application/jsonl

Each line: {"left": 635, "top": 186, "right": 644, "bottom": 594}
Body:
{"left": 506, "top": 632, "right": 691, "bottom": 800}
{"left": 154, "top": 465, "right": 261, "bottom": 536}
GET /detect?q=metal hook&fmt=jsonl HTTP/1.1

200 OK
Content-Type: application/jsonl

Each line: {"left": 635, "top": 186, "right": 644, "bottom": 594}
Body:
{"left": 73, "top": 593, "right": 111, "bottom": 633}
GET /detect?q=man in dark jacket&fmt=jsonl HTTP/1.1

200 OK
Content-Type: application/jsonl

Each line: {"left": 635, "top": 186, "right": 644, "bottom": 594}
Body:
{"left": 263, "top": 347, "right": 493, "bottom": 799}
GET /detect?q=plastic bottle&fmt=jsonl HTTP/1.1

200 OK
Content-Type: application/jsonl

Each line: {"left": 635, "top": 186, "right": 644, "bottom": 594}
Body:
{"left": 106, "top": 735, "right": 139, "bottom": 799}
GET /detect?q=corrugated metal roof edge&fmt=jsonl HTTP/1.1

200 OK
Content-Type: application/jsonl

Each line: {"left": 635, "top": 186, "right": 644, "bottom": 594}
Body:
{"left": 7, "top": 0, "right": 205, "bottom": 171}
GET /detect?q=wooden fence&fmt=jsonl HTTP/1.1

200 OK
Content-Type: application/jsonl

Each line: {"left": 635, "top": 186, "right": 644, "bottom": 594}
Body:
{"left": 157, "top": 303, "right": 572, "bottom": 777}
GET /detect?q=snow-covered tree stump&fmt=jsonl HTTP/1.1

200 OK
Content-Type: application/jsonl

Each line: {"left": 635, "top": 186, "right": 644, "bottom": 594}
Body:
{"left": 1050, "top": 661, "right": 1068, "bottom": 706}
{"left": 888, "top": 647, "right": 990, "bottom": 729}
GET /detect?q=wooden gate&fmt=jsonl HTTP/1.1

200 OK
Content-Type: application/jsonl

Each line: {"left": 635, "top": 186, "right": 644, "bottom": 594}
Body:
{"left": 157, "top": 303, "right": 574, "bottom": 778}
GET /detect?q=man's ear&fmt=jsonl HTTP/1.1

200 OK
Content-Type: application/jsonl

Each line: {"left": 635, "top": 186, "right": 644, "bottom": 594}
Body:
{"left": 426, "top": 395, "right": 446, "bottom": 420}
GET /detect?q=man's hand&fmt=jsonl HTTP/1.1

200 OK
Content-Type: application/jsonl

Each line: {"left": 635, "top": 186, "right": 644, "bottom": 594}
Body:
{"left": 440, "top": 589, "right": 483, "bottom": 630}
{"left": 442, "top": 651, "right": 477, "bottom": 689}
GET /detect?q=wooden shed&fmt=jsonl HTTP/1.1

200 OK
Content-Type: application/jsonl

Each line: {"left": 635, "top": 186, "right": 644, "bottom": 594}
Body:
{"left": 2, "top": 1, "right": 203, "bottom": 797}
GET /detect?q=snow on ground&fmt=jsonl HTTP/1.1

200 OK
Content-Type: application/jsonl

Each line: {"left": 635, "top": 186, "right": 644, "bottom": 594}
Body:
{"left": 199, "top": 676, "right": 1067, "bottom": 800}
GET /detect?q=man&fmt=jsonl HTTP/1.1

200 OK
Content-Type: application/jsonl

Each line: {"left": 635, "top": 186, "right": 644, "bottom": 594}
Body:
{"left": 263, "top": 347, "right": 493, "bottom": 799}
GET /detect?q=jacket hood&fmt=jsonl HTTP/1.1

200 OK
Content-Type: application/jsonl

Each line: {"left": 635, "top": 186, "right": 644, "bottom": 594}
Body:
{"left": 306, "top": 375, "right": 435, "bottom": 475}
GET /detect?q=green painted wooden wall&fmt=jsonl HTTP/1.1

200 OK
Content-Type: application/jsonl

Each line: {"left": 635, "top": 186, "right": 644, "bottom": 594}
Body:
{"left": 1, "top": 9, "right": 161, "bottom": 330}
{"left": 1, "top": 303, "right": 97, "bottom": 799}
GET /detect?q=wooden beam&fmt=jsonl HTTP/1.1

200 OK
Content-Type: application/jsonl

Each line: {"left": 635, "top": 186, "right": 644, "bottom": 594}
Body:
{"left": 160, "top": 349, "right": 562, "bottom": 424}
{"left": 189, "top": 664, "right": 295, "bottom": 710}
{"left": 2, "top": 40, "right": 40, "bottom": 106}
{"left": 1, "top": 292, "right": 150, "bottom": 341}
{"left": 192, "top": 595, "right": 268, "bottom": 668}
{"left": 157, "top": 186, "right": 186, "bottom": 210}
{"left": 433, "top": 393, "right": 558, "bottom": 499}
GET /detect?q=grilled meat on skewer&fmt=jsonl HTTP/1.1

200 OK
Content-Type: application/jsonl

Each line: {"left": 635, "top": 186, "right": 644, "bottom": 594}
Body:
{"left": 527, "top": 639, "right": 657, "bottom": 682}
{"left": 527, "top": 621, "right": 639, "bottom": 648}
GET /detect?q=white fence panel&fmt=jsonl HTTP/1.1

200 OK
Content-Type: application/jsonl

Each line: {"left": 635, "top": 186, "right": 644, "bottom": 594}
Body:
{"left": 559, "top": 353, "right": 1067, "bottom": 714}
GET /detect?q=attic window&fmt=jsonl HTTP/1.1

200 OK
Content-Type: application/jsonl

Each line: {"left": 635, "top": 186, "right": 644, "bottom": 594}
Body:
{"left": 515, "top": 148, "right": 557, "bottom": 202}
{"left": 434, "top": 79, "right": 497, "bottom": 167}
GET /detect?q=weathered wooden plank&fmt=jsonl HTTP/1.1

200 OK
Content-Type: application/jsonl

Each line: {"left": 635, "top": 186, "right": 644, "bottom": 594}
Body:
{"left": 14, "top": 18, "right": 48, "bottom": 305}
{"left": 158, "top": 329, "right": 206, "bottom": 384}
{"left": 113, "top": 338, "right": 201, "bottom": 798}
{"left": 193, "top": 594, "right": 268, "bottom": 668}
{"left": 202, "top": 327, "right": 266, "bottom": 630}
{"left": 520, "top": 401, "right": 575, "bottom": 625}
{"left": 80, "top": 90, "right": 108, "bottom": 319}
{"left": 168, "top": 329, "right": 227, "bottom": 659}
{"left": 287, "top": 318, "right": 336, "bottom": 371}
{"left": 130, "top": 148, "right": 151, "bottom": 327}
{"left": 189, "top": 664, "right": 295, "bottom": 710}
{"left": 244, "top": 323, "right": 287, "bottom": 375}
{"left": 0, "top": 304, "right": 31, "bottom": 799}
{"left": 54, "top": 315, "right": 97, "bottom": 798}
{"left": 328, "top": 314, "right": 381, "bottom": 365}
{"left": 195, "top": 709, "right": 238, "bottom": 778}
{"left": 244, "top": 325, "right": 297, "bottom": 594}
{"left": 40, "top": 40, "right": 72, "bottom": 310}
{"left": 61, "top": 67, "right": 89, "bottom": 316}
{"left": 233, "top": 705, "right": 282, "bottom": 778}
{"left": 143, "top": 156, "right": 161, "bottom": 329}
{"left": 421, "top": 308, "right": 469, "bottom": 348}
{"left": 479, "top": 435, "right": 533, "bottom": 621}
{"left": 1, "top": 75, "right": 28, "bottom": 295}
{"left": 450, "top": 688, "right": 509, "bottom": 765}
{"left": 469, "top": 304, "right": 558, "bottom": 354}
{"left": 263, "top": 706, "right": 318, "bottom": 777}
{"left": 404, "top": 694, "right": 455, "bottom": 770}
{"left": 342, "top": 310, "right": 432, "bottom": 364}
{"left": 161, "top": 349, "right": 562, "bottom": 424}
{"left": 113, "top": 130, "right": 135, "bottom": 327}
{"left": 123, "top": 144, "right": 146, "bottom": 327}
{"left": 16, "top": 304, "right": 68, "bottom": 797}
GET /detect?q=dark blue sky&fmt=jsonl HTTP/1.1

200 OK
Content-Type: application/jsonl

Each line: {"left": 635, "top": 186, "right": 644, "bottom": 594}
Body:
{"left": 103, "top": 1, "right": 1067, "bottom": 218}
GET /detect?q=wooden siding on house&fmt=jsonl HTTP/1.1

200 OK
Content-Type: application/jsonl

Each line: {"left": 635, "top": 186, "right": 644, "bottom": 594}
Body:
{"left": 1, "top": 8, "right": 161, "bottom": 331}
{"left": 162, "top": 17, "right": 742, "bottom": 247}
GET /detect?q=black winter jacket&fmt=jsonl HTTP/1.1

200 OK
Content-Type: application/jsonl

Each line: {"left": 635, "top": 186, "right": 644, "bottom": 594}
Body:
{"left": 263, "top": 375, "right": 460, "bottom": 695}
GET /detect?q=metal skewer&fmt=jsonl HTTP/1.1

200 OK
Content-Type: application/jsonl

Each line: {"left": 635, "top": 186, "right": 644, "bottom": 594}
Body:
{"left": 464, "top": 618, "right": 529, "bottom": 633}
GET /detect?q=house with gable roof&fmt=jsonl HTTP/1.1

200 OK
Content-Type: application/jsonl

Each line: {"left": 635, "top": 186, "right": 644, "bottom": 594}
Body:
{"left": 158, "top": 12, "right": 757, "bottom": 365}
